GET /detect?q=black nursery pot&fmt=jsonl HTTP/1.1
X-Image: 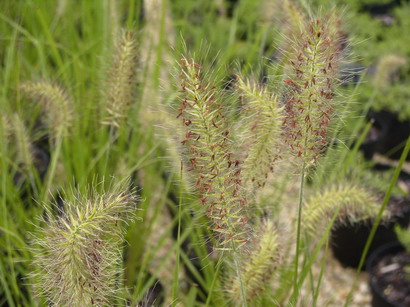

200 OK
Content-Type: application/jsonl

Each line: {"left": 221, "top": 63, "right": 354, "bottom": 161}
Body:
{"left": 367, "top": 242, "right": 410, "bottom": 307}
{"left": 360, "top": 109, "right": 410, "bottom": 161}
{"left": 330, "top": 196, "right": 410, "bottom": 269}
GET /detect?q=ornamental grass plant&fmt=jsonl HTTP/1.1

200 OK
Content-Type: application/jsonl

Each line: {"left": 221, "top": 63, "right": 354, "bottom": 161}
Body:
{"left": 0, "top": 0, "right": 408, "bottom": 306}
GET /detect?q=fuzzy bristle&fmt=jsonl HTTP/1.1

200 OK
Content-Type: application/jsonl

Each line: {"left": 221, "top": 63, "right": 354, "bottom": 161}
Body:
{"left": 303, "top": 184, "right": 382, "bottom": 238}
{"left": 12, "top": 114, "right": 33, "bottom": 172}
{"left": 20, "top": 81, "right": 73, "bottom": 139}
{"left": 226, "top": 220, "right": 280, "bottom": 304}
{"left": 282, "top": 12, "right": 345, "bottom": 166}
{"left": 176, "top": 56, "right": 248, "bottom": 247}
{"left": 237, "top": 77, "right": 283, "bottom": 189}
{"left": 31, "top": 180, "right": 139, "bottom": 306}
{"left": 1, "top": 114, "right": 11, "bottom": 142}
{"left": 373, "top": 54, "right": 407, "bottom": 90}
{"left": 102, "top": 30, "right": 138, "bottom": 128}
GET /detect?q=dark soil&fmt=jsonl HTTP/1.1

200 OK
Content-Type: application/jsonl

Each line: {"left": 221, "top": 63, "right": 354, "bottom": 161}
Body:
{"left": 361, "top": 109, "right": 410, "bottom": 161}
{"left": 371, "top": 251, "right": 410, "bottom": 306}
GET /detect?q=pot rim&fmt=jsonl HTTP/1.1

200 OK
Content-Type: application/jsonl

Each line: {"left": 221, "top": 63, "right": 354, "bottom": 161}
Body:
{"left": 366, "top": 242, "right": 406, "bottom": 307}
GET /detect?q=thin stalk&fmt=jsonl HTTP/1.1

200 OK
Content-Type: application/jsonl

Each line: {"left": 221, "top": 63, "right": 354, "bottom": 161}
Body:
{"left": 41, "top": 135, "right": 63, "bottom": 212}
{"left": 172, "top": 163, "right": 183, "bottom": 306}
{"left": 312, "top": 236, "right": 329, "bottom": 307}
{"left": 132, "top": 214, "right": 197, "bottom": 303}
{"left": 292, "top": 205, "right": 342, "bottom": 302}
{"left": 344, "top": 135, "right": 410, "bottom": 307}
{"left": 304, "top": 235, "right": 316, "bottom": 300}
{"left": 205, "top": 253, "right": 224, "bottom": 307}
{"left": 293, "top": 162, "right": 306, "bottom": 305}
{"left": 1, "top": 136, "right": 18, "bottom": 306}
{"left": 232, "top": 244, "right": 247, "bottom": 307}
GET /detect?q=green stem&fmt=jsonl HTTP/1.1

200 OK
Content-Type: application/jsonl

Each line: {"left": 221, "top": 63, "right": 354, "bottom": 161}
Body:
{"left": 312, "top": 236, "right": 329, "bottom": 307}
{"left": 172, "top": 163, "right": 183, "bottom": 306}
{"left": 293, "top": 162, "right": 306, "bottom": 305}
{"left": 232, "top": 243, "right": 247, "bottom": 307}
{"left": 205, "top": 252, "right": 224, "bottom": 307}
{"left": 41, "top": 135, "right": 63, "bottom": 212}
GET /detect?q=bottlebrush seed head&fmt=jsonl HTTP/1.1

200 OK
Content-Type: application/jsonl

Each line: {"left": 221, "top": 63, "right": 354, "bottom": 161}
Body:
{"left": 282, "top": 12, "right": 345, "bottom": 166}
{"left": 31, "top": 180, "right": 139, "bottom": 307}
{"left": 237, "top": 77, "right": 283, "bottom": 189}
{"left": 102, "top": 30, "right": 138, "bottom": 128}
{"left": 20, "top": 81, "right": 73, "bottom": 140}
{"left": 373, "top": 54, "right": 407, "bottom": 90}
{"left": 1, "top": 114, "right": 11, "bottom": 142}
{"left": 303, "top": 184, "right": 383, "bottom": 239}
{"left": 282, "top": 0, "right": 305, "bottom": 39}
{"left": 12, "top": 114, "right": 33, "bottom": 172}
{"left": 226, "top": 220, "right": 280, "bottom": 304}
{"left": 176, "top": 56, "right": 248, "bottom": 248}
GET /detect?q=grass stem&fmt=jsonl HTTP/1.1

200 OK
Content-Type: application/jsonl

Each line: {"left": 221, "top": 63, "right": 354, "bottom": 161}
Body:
{"left": 293, "top": 161, "right": 306, "bottom": 305}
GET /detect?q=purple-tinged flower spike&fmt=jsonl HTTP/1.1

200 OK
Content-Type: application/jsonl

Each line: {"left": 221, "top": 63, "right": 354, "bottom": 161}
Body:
{"left": 282, "top": 12, "right": 345, "bottom": 166}
{"left": 176, "top": 57, "right": 249, "bottom": 248}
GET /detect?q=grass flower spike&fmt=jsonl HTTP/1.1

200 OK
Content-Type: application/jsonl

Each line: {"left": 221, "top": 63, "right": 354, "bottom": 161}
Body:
{"left": 103, "top": 30, "right": 138, "bottom": 128}
{"left": 237, "top": 77, "right": 283, "bottom": 189}
{"left": 303, "top": 184, "right": 382, "bottom": 238}
{"left": 283, "top": 12, "right": 345, "bottom": 165}
{"left": 373, "top": 54, "right": 407, "bottom": 90}
{"left": 31, "top": 180, "right": 139, "bottom": 306}
{"left": 226, "top": 220, "right": 280, "bottom": 304}
{"left": 283, "top": 10, "right": 346, "bottom": 300}
{"left": 1, "top": 114, "right": 11, "bottom": 141}
{"left": 176, "top": 57, "right": 248, "bottom": 247}
{"left": 20, "top": 82, "right": 72, "bottom": 139}
{"left": 12, "top": 114, "right": 34, "bottom": 172}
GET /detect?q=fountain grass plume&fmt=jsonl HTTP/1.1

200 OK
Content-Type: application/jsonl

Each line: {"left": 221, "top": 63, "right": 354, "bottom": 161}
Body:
{"left": 282, "top": 0, "right": 305, "bottom": 39}
{"left": 282, "top": 10, "right": 345, "bottom": 166}
{"left": 31, "top": 179, "right": 139, "bottom": 306}
{"left": 237, "top": 77, "right": 283, "bottom": 189}
{"left": 102, "top": 30, "right": 138, "bottom": 128}
{"left": 373, "top": 54, "right": 407, "bottom": 90}
{"left": 303, "top": 183, "right": 383, "bottom": 239}
{"left": 12, "top": 114, "right": 33, "bottom": 173}
{"left": 281, "top": 8, "right": 347, "bottom": 301}
{"left": 226, "top": 220, "right": 280, "bottom": 304}
{"left": 176, "top": 56, "right": 249, "bottom": 248}
{"left": 1, "top": 114, "right": 11, "bottom": 146}
{"left": 20, "top": 81, "right": 72, "bottom": 140}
